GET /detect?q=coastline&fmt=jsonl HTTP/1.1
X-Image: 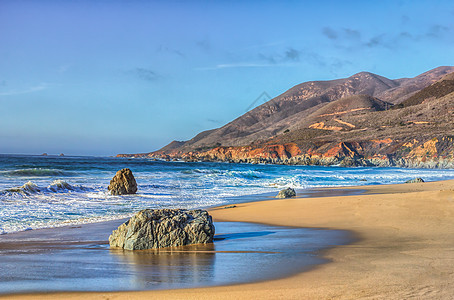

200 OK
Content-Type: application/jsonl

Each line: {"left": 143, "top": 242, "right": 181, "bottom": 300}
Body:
{"left": 117, "top": 153, "right": 454, "bottom": 169}
{"left": 3, "top": 179, "right": 454, "bottom": 299}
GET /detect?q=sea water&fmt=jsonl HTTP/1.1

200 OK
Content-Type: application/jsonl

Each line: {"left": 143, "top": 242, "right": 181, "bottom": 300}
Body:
{"left": 1, "top": 154, "right": 454, "bottom": 234}
{"left": 0, "top": 220, "right": 352, "bottom": 293}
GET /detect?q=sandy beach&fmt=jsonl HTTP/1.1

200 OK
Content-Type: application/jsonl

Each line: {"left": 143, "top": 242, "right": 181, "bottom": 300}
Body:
{"left": 3, "top": 179, "right": 454, "bottom": 299}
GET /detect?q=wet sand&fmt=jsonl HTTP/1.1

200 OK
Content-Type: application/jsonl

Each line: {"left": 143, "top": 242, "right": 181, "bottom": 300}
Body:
{"left": 0, "top": 218, "right": 351, "bottom": 294}
{"left": 3, "top": 179, "right": 454, "bottom": 299}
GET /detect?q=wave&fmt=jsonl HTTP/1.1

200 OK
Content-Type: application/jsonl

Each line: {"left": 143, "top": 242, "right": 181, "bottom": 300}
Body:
{"left": 47, "top": 180, "right": 80, "bottom": 192}
{"left": 182, "top": 169, "right": 264, "bottom": 180}
{"left": 3, "top": 181, "right": 41, "bottom": 195}
{"left": 2, "top": 168, "right": 75, "bottom": 177}
{"left": 181, "top": 169, "right": 221, "bottom": 175}
{"left": 225, "top": 170, "right": 263, "bottom": 179}
{"left": 1, "top": 180, "right": 89, "bottom": 196}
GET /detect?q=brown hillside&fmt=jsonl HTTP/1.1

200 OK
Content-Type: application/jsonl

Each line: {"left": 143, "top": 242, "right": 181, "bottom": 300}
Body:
{"left": 175, "top": 72, "right": 404, "bottom": 151}
{"left": 376, "top": 66, "right": 454, "bottom": 104}
{"left": 118, "top": 66, "right": 454, "bottom": 168}
{"left": 171, "top": 68, "right": 453, "bottom": 152}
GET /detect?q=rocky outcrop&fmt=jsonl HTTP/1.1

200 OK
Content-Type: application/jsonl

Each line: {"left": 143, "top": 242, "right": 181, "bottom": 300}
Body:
{"left": 276, "top": 188, "right": 296, "bottom": 198}
{"left": 117, "top": 136, "right": 454, "bottom": 169}
{"left": 108, "top": 168, "right": 137, "bottom": 195}
{"left": 405, "top": 178, "right": 425, "bottom": 183}
{"left": 109, "top": 209, "right": 215, "bottom": 250}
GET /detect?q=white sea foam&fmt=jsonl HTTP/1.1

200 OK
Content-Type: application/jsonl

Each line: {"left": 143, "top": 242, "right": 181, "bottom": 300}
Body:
{"left": 1, "top": 155, "right": 454, "bottom": 234}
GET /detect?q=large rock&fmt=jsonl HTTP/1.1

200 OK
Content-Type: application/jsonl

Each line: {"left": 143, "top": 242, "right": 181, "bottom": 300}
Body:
{"left": 108, "top": 168, "right": 137, "bottom": 195}
{"left": 276, "top": 187, "right": 296, "bottom": 198}
{"left": 405, "top": 177, "right": 425, "bottom": 183}
{"left": 109, "top": 209, "right": 215, "bottom": 250}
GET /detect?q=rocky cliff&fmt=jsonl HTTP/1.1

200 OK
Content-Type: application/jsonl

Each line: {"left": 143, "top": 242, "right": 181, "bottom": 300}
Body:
{"left": 118, "top": 66, "right": 454, "bottom": 168}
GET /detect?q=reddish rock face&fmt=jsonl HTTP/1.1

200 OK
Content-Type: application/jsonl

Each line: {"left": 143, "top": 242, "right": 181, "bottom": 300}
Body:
{"left": 124, "top": 136, "right": 454, "bottom": 168}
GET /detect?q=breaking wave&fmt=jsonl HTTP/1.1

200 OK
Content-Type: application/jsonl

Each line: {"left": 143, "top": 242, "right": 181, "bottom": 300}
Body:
{"left": 3, "top": 181, "right": 41, "bottom": 195}
{"left": 1, "top": 180, "right": 89, "bottom": 196}
{"left": 47, "top": 180, "right": 83, "bottom": 192}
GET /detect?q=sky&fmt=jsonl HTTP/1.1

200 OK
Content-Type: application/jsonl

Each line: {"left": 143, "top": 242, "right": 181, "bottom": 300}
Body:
{"left": 0, "top": 0, "right": 453, "bottom": 156}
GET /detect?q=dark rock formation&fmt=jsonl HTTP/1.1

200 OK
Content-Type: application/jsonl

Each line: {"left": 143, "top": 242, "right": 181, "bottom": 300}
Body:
{"left": 108, "top": 168, "right": 137, "bottom": 195}
{"left": 277, "top": 187, "right": 296, "bottom": 198}
{"left": 405, "top": 178, "right": 425, "bottom": 183}
{"left": 109, "top": 209, "right": 215, "bottom": 250}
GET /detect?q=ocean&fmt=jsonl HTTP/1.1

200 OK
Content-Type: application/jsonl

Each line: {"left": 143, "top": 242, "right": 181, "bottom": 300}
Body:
{"left": 1, "top": 154, "right": 454, "bottom": 234}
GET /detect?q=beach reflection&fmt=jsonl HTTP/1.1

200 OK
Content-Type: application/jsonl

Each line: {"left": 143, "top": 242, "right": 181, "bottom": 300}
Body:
{"left": 0, "top": 221, "right": 353, "bottom": 293}
{"left": 111, "top": 243, "right": 217, "bottom": 288}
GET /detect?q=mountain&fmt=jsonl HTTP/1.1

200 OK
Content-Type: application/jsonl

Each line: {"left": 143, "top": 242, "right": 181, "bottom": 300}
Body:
{"left": 118, "top": 66, "right": 454, "bottom": 168}
{"left": 376, "top": 66, "right": 454, "bottom": 104}
{"left": 170, "top": 71, "right": 399, "bottom": 151}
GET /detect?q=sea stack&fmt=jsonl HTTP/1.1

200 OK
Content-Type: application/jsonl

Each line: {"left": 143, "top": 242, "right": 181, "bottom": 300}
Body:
{"left": 108, "top": 168, "right": 138, "bottom": 195}
{"left": 109, "top": 209, "right": 215, "bottom": 250}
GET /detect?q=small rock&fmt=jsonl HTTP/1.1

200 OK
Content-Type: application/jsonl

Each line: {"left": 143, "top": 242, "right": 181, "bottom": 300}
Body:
{"left": 109, "top": 208, "right": 215, "bottom": 250}
{"left": 405, "top": 178, "right": 424, "bottom": 183}
{"left": 108, "top": 168, "right": 137, "bottom": 195}
{"left": 222, "top": 205, "right": 237, "bottom": 209}
{"left": 276, "top": 187, "right": 296, "bottom": 198}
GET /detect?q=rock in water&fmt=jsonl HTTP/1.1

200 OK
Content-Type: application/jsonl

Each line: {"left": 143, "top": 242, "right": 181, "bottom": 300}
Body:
{"left": 405, "top": 178, "right": 425, "bottom": 183}
{"left": 109, "top": 209, "right": 215, "bottom": 250}
{"left": 276, "top": 187, "right": 296, "bottom": 198}
{"left": 108, "top": 168, "right": 137, "bottom": 195}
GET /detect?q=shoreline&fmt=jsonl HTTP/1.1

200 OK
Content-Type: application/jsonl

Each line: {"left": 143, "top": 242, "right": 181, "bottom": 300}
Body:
{"left": 116, "top": 150, "right": 454, "bottom": 169}
{"left": 0, "top": 187, "right": 364, "bottom": 236}
{"left": 2, "top": 179, "right": 454, "bottom": 299}
{"left": 0, "top": 220, "right": 350, "bottom": 295}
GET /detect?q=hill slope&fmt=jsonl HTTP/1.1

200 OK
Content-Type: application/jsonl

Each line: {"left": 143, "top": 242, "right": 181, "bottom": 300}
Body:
{"left": 119, "top": 66, "right": 454, "bottom": 168}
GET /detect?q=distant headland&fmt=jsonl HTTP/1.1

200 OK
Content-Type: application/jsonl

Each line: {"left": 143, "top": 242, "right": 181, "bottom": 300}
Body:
{"left": 119, "top": 66, "right": 454, "bottom": 168}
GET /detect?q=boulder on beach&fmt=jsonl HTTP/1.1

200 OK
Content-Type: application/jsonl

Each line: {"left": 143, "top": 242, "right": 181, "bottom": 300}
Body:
{"left": 405, "top": 178, "right": 425, "bottom": 183}
{"left": 109, "top": 209, "right": 215, "bottom": 250}
{"left": 276, "top": 187, "right": 296, "bottom": 198}
{"left": 108, "top": 168, "right": 138, "bottom": 195}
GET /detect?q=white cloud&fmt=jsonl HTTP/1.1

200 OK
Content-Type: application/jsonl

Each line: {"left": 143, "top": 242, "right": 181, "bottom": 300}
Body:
{"left": 0, "top": 83, "right": 49, "bottom": 97}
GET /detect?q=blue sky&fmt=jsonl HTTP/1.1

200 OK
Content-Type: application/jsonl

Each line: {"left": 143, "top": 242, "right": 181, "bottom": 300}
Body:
{"left": 0, "top": 0, "right": 453, "bottom": 156}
